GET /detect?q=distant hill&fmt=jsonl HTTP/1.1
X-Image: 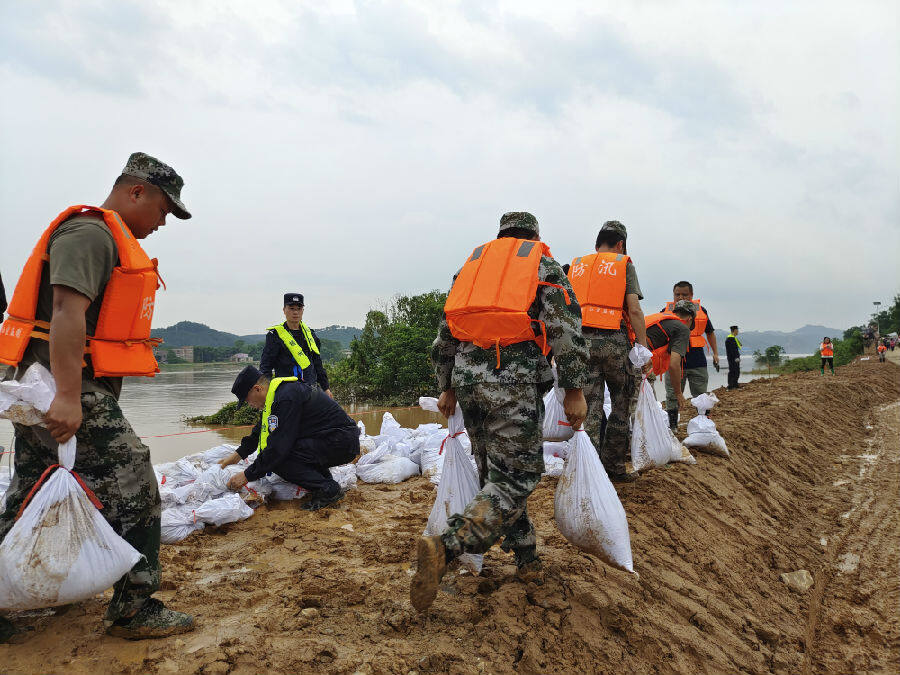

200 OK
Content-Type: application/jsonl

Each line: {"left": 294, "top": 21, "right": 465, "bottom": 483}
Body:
{"left": 711, "top": 324, "right": 843, "bottom": 355}
{"left": 152, "top": 321, "right": 361, "bottom": 348}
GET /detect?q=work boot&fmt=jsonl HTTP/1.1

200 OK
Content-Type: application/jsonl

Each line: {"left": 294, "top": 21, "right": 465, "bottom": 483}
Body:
{"left": 301, "top": 490, "right": 344, "bottom": 511}
{"left": 0, "top": 616, "right": 18, "bottom": 644}
{"left": 667, "top": 409, "right": 678, "bottom": 430}
{"left": 106, "top": 599, "right": 194, "bottom": 640}
{"left": 514, "top": 548, "right": 544, "bottom": 582}
{"left": 410, "top": 535, "right": 448, "bottom": 612}
{"left": 609, "top": 471, "right": 638, "bottom": 483}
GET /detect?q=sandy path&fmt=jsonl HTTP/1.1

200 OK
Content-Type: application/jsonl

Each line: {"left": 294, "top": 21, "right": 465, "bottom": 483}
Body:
{"left": 1, "top": 360, "right": 898, "bottom": 675}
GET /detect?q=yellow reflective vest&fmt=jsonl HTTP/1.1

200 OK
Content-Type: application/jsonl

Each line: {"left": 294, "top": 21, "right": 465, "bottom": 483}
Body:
{"left": 269, "top": 322, "right": 320, "bottom": 372}
{"left": 259, "top": 376, "right": 297, "bottom": 452}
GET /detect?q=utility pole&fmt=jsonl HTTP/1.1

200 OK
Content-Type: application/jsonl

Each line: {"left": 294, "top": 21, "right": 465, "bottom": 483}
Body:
{"left": 873, "top": 301, "right": 882, "bottom": 337}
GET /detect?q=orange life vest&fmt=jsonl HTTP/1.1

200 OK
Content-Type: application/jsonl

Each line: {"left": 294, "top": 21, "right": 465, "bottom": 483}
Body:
{"left": 877, "top": 344, "right": 886, "bottom": 353}
{"left": 820, "top": 343, "right": 834, "bottom": 358}
{"left": 567, "top": 252, "right": 630, "bottom": 330}
{"left": 644, "top": 311, "right": 684, "bottom": 376}
{"left": 665, "top": 299, "right": 708, "bottom": 349}
{"left": 0, "top": 205, "right": 163, "bottom": 378}
{"left": 444, "top": 238, "right": 569, "bottom": 367}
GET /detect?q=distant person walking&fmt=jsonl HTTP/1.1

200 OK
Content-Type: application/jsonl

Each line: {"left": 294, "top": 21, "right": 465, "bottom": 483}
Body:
{"left": 877, "top": 342, "right": 887, "bottom": 362}
{"left": 725, "top": 325, "right": 741, "bottom": 389}
{"left": 820, "top": 337, "right": 835, "bottom": 374}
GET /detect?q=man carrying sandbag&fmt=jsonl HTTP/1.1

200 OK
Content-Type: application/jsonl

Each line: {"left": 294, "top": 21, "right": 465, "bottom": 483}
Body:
{"left": 0, "top": 153, "right": 194, "bottom": 640}
{"left": 567, "top": 221, "right": 649, "bottom": 483}
{"left": 644, "top": 300, "right": 695, "bottom": 419}
{"left": 413, "top": 212, "right": 589, "bottom": 612}
{"left": 219, "top": 365, "right": 359, "bottom": 510}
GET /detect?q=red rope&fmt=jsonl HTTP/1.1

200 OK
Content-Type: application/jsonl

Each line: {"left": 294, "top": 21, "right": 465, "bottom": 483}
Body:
{"left": 439, "top": 431, "right": 466, "bottom": 455}
{"left": 15, "top": 463, "right": 103, "bottom": 520}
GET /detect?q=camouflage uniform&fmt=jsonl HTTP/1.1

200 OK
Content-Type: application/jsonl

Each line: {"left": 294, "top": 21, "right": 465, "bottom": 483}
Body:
{"left": 431, "top": 213, "right": 589, "bottom": 562}
{"left": 0, "top": 392, "right": 160, "bottom": 623}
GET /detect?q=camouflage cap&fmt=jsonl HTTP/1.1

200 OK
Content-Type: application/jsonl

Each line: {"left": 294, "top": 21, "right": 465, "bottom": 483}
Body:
{"left": 600, "top": 220, "right": 627, "bottom": 239}
{"left": 498, "top": 212, "right": 539, "bottom": 235}
{"left": 121, "top": 152, "right": 191, "bottom": 220}
{"left": 672, "top": 299, "right": 697, "bottom": 316}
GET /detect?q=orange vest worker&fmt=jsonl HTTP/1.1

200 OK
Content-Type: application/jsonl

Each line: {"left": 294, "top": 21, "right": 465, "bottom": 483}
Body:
{"left": 644, "top": 311, "right": 683, "bottom": 376}
{"left": 820, "top": 342, "right": 834, "bottom": 358}
{"left": 0, "top": 205, "right": 163, "bottom": 377}
{"left": 444, "top": 237, "right": 568, "bottom": 367}
{"left": 567, "top": 252, "right": 629, "bottom": 330}
{"left": 666, "top": 299, "right": 708, "bottom": 349}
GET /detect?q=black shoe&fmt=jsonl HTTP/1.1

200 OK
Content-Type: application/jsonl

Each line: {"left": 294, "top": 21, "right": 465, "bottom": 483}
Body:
{"left": 667, "top": 409, "right": 679, "bottom": 430}
{"left": 106, "top": 599, "right": 194, "bottom": 640}
{"left": 301, "top": 490, "right": 344, "bottom": 511}
{"left": 609, "top": 471, "right": 638, "bottom": 483}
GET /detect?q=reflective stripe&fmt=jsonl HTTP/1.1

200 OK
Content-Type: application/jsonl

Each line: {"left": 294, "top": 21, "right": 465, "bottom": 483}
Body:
{"left": 269, "top": 322, "right": 320, "bottom": 371}
{"left": 259, "top": 376, "right": 298, "bottom": 452}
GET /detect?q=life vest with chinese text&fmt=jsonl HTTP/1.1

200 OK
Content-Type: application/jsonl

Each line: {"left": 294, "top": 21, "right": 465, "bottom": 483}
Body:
{"left": 567, "top": 252, "right": 630, "bottom": 330}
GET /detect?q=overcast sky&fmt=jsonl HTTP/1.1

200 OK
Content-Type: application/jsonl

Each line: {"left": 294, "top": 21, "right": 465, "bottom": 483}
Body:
{"left": 1, "top": 0, "right": 897, "bottom": 335}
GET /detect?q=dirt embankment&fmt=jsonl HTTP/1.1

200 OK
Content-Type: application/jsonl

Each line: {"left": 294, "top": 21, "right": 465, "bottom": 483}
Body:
{"left": 2, "top": 360, "right": 899, "bottom": 675}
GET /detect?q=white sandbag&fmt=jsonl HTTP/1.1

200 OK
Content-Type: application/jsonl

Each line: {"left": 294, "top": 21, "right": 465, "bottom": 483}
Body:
{"left": 359, "top": 436, "right": 377, "bottom": 454}
{"left": 690, "top": 392, "right": 719, "bottom": 415}
{"left": 542, "top": 454, "right": 565, "bottom": 478}
{"left": 669, "top": 435, "right": 697, "bottom": 465}
{"left": 161, "top": 505, "right": 205, "bottom": 543}
{"left": 259, "top": 474, "right": 308, "bottom": 500}
{"left": 330, "top": 463, "right": 357, "bottom": 491}
{"left": 603, "top": 385, "right": 612, "bottom": 419}
{"left": 420, "top": 445, "right": 445, "bottom": 484}
{"left": 631, "top": 377, "right": 675, "bottom": 471}
{"left": 356, "top": 455, "right": 419, "bottom": 484}
{"left": 684, "top": 415, "right": 730, "bottom": 457}
{"left": 543, "top": 440, "right": 571, "bottom": 461}
{"left": 356, "top": 441, "right": 393, "bottom": 467}
{"left": 628, "top": 343, "right": 653, "bottom": 368}
{"left": 201, "top": 444, "right": 238, "bottom": 464}
{"left": 155, "top": 457, "right": 201, "bottom": 487}
{"left": 542, "top": 385, "right": 574, "bottom": 441}
{"left": 0, "top": 435, "right": 142, "bottom": 609}
{"left": 424, "top": 405, "right": 482, "bottom": 574}
{"left": 418, "top": 396, "right": 440, "bottom": 413}
{"left": 554, "top": 431, "right": 635, "bottom": 573}
{"left": 0, "top": 363, "right": 57, "bottom": 426}
{"left": 195, "top": 493, "right": 254, "bottom": 526}
{"left": 357, "top": 420, "right": 366, "bottom": 436}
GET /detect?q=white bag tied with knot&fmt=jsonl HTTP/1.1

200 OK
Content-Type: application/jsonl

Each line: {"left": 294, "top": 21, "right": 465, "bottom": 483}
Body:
{"left": 542, "top": 367, "right": 574, "bottom": 441}
{"left": 684, "top": 393, "right": 729, "bottom": 457}
{"left": 0, "top": 364, "right": 141, "bottom": 610}
{"left": 424, "top": 404, "right": 482, "bottom": 574}
{"left": 631, "top": 374, "right": 695, "bottom": 471}
{"left": 554, "top": 430, "right": 635, "bottom": 574}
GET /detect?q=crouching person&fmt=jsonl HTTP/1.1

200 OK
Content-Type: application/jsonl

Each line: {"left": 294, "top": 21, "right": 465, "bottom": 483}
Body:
{"left": 220, "top": 365, "right": 359, "bottom": 510}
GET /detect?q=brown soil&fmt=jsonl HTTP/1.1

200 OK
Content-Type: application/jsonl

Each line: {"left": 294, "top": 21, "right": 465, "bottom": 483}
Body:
{"left": 2, "top": 360, "right": 898, "bottom": 675}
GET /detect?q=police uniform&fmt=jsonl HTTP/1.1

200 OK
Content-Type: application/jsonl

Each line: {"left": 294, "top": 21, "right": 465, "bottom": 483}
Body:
{"left": 231, "top": 366, "right": 358, "bottom": 502}
{"left": 415, "top": 212, "right": 588, "bottom": 611}
{"left": 259, "top": 293, "right": 330, "bottom": 390}
{"left": 725, "top": 330, "right": 741, "bottom": 389}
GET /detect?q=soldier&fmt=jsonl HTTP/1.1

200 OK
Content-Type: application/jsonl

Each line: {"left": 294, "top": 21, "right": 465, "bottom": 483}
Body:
{"left": 661, "top": 282, "right": 719, "bottom": 429}
{"left": 219, "top": 365, "right": 359, "bottom": 510}
{"left": 412, "top": 212, "right": 589, "bottom": 612}
{"left": 259, "top": 293, "right": 332, "bottom": 397}
{"left": 0, "top": 153, "right": 194, "bottom": 640}
{"left": 567, "top": 221, "right": 649, "bottom": 483}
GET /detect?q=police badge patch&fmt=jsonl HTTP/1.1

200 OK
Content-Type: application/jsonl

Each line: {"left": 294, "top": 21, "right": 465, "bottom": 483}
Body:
{"left": 267, "top": 415, "right": 278, "bottom": 431}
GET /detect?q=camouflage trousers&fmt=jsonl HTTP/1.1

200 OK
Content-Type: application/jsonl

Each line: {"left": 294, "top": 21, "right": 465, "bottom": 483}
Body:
{"left": 0, "top": 392, "right": 161, "bottom": 623}
{"left": 583, "top": 329, "right": 636, "bottom": 476}
{"left": 441, "top": 382, "right": 543, "bottom": 560}
{"left": 665, "top": 366, "right": 708, "bottom": 412}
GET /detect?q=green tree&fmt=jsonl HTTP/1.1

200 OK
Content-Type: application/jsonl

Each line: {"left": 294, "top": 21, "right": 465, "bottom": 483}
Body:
{"left": 326, "top": 291, "right": 447, "bottom": 404}
{"left": 872, "top": 293, "right": 900, "bottom": 336}
{"left": 753, "top": 345, "right": 785, "bottom": 372}
{"left": 318, "top": 338, "right": 345, "bottom": 363}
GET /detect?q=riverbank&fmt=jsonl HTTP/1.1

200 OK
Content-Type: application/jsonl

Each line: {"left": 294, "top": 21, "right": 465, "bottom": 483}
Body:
{"left": 2, "top": 359, "right": 898, "bottom": 674}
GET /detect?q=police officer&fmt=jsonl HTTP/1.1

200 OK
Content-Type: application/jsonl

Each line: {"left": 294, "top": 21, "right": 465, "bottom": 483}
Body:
{"left": 567, "top": 221, "right": 649, "bottom": 483}
{"left": 413, "top": 211, "right": 589, "bottom": 612}
{"left": 725, "top": 325, "right": 741, "bottom": 389}
{"left": 259, "top": 293, "right": 332, "bottom": 397}
{"left": 0, "top": 153, "right": 193, "bottom": 641}
{"left": 220, "top": 365, "right": 359, "bottom": 510}
{"left": 661, "top": 282, "right": 719, "bottom": 428}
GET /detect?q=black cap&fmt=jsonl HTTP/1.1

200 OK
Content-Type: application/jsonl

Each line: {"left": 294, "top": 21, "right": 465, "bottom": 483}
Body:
{"left": 232, "top": 365, "right": 262, "bottom": 403}
{"left": 283, "top": 293, "right": 304, "bottom": 307}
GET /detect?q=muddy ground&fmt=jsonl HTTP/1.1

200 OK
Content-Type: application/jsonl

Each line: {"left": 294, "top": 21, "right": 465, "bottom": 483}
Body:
{"left": 2, "top": 359, "right": 898, "bottom": 675}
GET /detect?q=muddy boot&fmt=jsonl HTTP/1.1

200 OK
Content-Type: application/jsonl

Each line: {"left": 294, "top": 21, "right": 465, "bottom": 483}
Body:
{"left": 106, "top": 599, "right": 194, "bottom": 640}
{"left": 514, "top": 548, "right": 543, "bottom": 583}
{"left": 410, "top": 535, "right": 448, "bottom": 612}
{"left": 609, "top": 471, "right": 638, "bottom": 483}
{"left": 0, "top": 616, "right": 18, "bottom": 644}
{"left": 667, "top": 409, "right": 678, "bottom": 430}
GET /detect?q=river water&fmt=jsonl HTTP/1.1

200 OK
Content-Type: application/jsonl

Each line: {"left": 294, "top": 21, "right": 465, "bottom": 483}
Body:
{"left": 0, "top": 358, "right": 793, "bottom": 464}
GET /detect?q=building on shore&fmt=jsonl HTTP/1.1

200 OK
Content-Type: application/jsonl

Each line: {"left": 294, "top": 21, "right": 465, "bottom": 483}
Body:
{"left": 229, "top": 352, "right": 252, "bottom": 363}
{"left": 153, "top": 346, "right": 195, "bottom": 363}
